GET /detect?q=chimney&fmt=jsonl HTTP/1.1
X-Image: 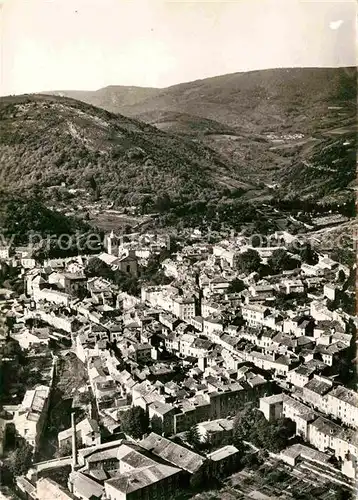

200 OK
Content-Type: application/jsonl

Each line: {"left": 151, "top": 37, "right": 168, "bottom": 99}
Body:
{"left": 71, "top": 412, "right": 77, "bottom": 471}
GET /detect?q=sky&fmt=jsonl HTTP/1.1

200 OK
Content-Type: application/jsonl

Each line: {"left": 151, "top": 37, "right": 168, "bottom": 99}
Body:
{"left": 0, "top": 0, "right": 356, "bottom": 95}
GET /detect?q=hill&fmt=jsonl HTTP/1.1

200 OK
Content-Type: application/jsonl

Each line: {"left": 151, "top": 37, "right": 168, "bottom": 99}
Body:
{"left": 51, "top": 85, "right": 158, "bottom": 112}
{"left": 46, "top": 67, "right": 356, "bottom": 202}
{"left": 0, "top": 94, "right": 254, "bottom": 216}
{"left": 51, "top": 67, "right": 356, "bottom": 134}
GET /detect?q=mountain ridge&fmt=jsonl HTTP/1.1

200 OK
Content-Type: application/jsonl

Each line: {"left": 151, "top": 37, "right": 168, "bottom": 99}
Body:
{"left": 46, "top": 66, "right": 356, "bottom": 133}
{"left": 0, "top": 66, "right": 355, "bottom": 229}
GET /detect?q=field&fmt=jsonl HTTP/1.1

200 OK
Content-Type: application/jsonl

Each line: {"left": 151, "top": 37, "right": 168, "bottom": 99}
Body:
{"left": 36, "top": 351, "right": 89, "bottom": 461}
{"left": 184, "top": 457, "right": 352, "bottom": 500}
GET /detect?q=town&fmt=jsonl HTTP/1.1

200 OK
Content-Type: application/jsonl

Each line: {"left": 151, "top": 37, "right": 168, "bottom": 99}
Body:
{"left": 0, "top": 219, "right": 356, "bottom": 500}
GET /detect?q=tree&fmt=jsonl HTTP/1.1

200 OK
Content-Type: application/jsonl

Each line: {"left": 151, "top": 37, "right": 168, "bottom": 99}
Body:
{"left": 233, "top": 406, "right": 295, "bottom": 453}
{"left": 57, "top": 441, "right": 73, "bottom": 458}
{"left": 268, "top": 248, "right": 297, "bottom": 274}
{"left": 2, "top": 339, "right": 23, "bottom": 359}
{"left": 236, "top": 249, "right": 261, "bottom": 274}
{"left": 185, "top": 424, "right": 201, "bottom": 448}
{"left": 150, "top": 414, "right": 163, "bottom": 435}
{"left": 337, "top": 269, "right": 346, "bottom": 284}
{"left": 155, "top": 193, "right": 171, "bottom": 213}
{"left": 85, "top": 257, "right": 113, "bottom": 280}
{"left": 7, "top": 441, "right": 33, "bottom": 476}
{"left": 120, "top": 406, "right": 149, "bottom": 439}
{"left": 227, "top": 279, "right": 246, "bottom": 294}
{"left": 298, "top": 242, "right": 318, "bottom": 265}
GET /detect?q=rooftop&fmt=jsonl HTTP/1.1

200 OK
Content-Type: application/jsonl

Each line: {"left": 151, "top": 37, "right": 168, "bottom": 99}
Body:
{"left": 106, "top": 463, "right": 180, "bottom": 493}
{"left": 140, "top": 432, "right": 205, "bottom": 474}
{"left": 208, "top": 445, "right": 239, "bottom": 461}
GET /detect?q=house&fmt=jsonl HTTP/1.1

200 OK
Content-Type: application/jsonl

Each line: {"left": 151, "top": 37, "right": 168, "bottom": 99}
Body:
{"left": 308, "top": 417, "right": 357, "bottom": 462}
{"left": 241, "top": 304, "right": 270, "bottom": 327}
{"left": 280, "top": 443, "right": 331, "bottom": 468}
{"left": 111, "top": 250, "right": 138, "bottom": 277}
{"left": 190, "top": 315, "right": 204, "bottom": 332}
{"left": 301, "top": 376, "right": 333, "bottom": 412}
{"left": 58, "top": 418, "right": 101, "bottom": 450}
{"left": 317, "top": 255, "right": 339, "bottom": 271}
{"left": 132, "top": 381, "right": 166, "bottom": 412}
{"left": 207, "top": 445, "right": 240, "bottom": 477}
{"left": 0, "top": 245, "right": 12, "bottom": 260}
{"left": 13, "top": 385, "right": 50, "bottom": 451}
{"left": 213, "top": 245, "right": 239, "bottom": 268}
{"left": 32, "top": 286, "right": 71, "bottom": 306}
{"left": 259, "top": 393, "right": 285, "bottom": 422}
{"left": 248, "top": 284, "right": 275, "bottom": 301}
{"left": 11, "top": 327, "right": 50, "bottom": 350}
{"left": 283, "top": 315, "right": 314, "bottom": 337}
{"left": 173, "top": 295, "right": 195, "bottom": 321}
{"left": 197, "top": 418, "right": 234, "bottom": 447}
{"left": 325, "top": 386, "right": 358, "bottom": 428}
{"left": 203, "top": 317, "right": 224, "bottom": 337}
{"left": 286, "top": 364, "right": 316, "bottom": 388}
{"left": 247, "top": 351, "right": 293, "bottom": 377}
{"left": 282, "top": 279, "right": 305, "bottom": 295}
{"left": 21, "top": 252, "right": 37, "bottom": 269}
{"left": 323, "top": 284, "right": 337, "bottom": 301}
{"left": 148, "top": 401, "right": 176, "bottom": 436}
{"left": 315, "top": 341, "right": 347, "bottom": 367}
{"left": 283, "top": 396, "right": 317, "bottom": 439}
{"left": 130, "top": 343, "right": 152, "bottom": 363}
{"left": 48, "top": 271, "right": 86, "bottom": 295}
{"left": 202, "top": 276, "right": 230, "bottom": 297}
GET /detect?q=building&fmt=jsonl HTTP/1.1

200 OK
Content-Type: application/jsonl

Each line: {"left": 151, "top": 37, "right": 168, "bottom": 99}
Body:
{"left": 207, "top": 445, "right": 241, "bottom": 477}
{"left": 48, "top": 272, "right": 86, "bottom": 295}
{"left": 13, "top": 385, "right": 50, "bottom": 450}
{"left": 197, "top": 418, "right": 234, "bottom": 447}
{"left": 58, "top": 418, "right": 101, "bottom": 450}
{"left": 105, "top": 463, "right": 182, "bottom": 500}
{"left": 111, "top": 250, "right": 138, "bottom": 277}
{"left": 0, "top": 245, "right": 12, "bottom": 260}
{"left": 323, "top": 284, "right": 336, "bottom": 301}
{"left": 308, "top": 417, "right": 357, "bottom": 462}
{"left": 325, "top": 386, "right": 358, "bottom": 428}
{"left": 259, "top": 393, "right": 285, "bottom": 422}
{"left": 173, "top": 296, "right": 196, "bottom": 321}
{"left": 282, "top": 279, "right": 305, "bottom": 295}
{"left": 280, "top": 443, "right": 331, "bottom": 468}
{"left": 283, "top": 396, "right": 316, "bottom": 439}
{"left": 32, "top": 286, "right": 71, "bottom": 306}
{"left": 301, "top": 376, "right": 333, "bottom": 412}
{"left": 37, "top": 477, "right": 75, "bottom": 500}
{"left": 148, "top": 401, "right": 176, "bottom": 436}
{"left": 241, "top": 304, "right": 270, "bottom": 327}
{"left": 68, "top": 471, "right": 104, "bottom": 500}
{"left": 139, "top": 433, "right": 205, "bottom": 476}
{"left": 130, "top": 343, "right": 152, "bottom": 363}
{"left": 286, "top": 364, "right": 316, "bottom": 388}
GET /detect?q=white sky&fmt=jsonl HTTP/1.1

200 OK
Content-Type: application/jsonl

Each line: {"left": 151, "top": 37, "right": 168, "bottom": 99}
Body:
{"left": 0, "top": 0, "right": 356, "bottom": 95}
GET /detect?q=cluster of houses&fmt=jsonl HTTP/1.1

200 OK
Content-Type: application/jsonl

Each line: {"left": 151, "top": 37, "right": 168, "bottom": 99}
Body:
{"left": 0, "top": 226, "right": 356, "bottom": 499}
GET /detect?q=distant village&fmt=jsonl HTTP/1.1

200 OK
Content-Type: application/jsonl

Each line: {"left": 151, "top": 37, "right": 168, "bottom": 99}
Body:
{"left": 0, "top": 219, "right": 356, "bottom": 500}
